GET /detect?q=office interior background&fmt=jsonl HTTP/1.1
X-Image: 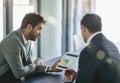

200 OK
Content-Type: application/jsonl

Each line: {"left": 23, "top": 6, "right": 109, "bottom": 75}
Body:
{"left": 0, "top": 0, "right": 120, "bottom": 61}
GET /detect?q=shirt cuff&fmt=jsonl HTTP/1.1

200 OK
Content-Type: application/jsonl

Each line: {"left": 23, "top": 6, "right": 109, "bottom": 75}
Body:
{"left": 45, "top": 66, "right": 49, "bottom": 72}
{"left": 36, "top": 66, "right": 47, "bottom": 73}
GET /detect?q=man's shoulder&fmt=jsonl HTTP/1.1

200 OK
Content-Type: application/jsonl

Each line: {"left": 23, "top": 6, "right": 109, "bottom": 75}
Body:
{"left": 1, "top": 29, "right": 23, "bottom": 46}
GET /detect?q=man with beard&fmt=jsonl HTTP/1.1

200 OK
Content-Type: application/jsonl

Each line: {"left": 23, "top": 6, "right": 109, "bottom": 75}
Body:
{"left": 0, "top": 13, "right": 61, "bottom": 83}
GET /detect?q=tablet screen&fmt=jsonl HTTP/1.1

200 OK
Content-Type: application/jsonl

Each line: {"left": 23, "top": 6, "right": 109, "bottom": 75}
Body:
{"left": 56, "top": 52, "right": 78, "bottom": 70}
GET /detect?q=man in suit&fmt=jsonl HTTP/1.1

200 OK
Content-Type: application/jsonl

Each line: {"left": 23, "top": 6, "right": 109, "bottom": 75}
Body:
{"left": 64, "top": 13, "right": 120, "bottom": 83}
{"left": 0, "top": 13, "right": 61, "bottom": 83}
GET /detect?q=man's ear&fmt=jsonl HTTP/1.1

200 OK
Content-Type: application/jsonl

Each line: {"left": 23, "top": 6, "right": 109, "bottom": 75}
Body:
{"left": 81, "top": 24, "right": 86, "bottom": 32}
{"left": 26, "top": 24, "right": 32, "bottom": 30}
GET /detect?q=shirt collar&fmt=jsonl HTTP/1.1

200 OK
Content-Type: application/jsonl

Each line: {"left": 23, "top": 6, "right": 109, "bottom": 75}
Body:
{"left": 22, "top": 33, "right": 29, "bottom": 45}
{"left": 87, "top": 31, "right": 101, "bottom": 45}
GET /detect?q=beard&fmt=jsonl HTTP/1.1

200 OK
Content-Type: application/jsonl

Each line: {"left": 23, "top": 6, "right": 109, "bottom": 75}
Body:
{"left": 29, "top": 31, "right": 37, "bottom": 41}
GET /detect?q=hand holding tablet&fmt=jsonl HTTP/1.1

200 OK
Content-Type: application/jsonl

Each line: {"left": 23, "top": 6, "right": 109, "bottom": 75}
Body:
{"left": 56, "top": 52, "right": 78, "bottom": 70}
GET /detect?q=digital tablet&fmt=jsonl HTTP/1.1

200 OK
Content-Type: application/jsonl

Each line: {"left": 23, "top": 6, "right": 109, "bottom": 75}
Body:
{"left": 56, "top": 52, "right": 78, "bottom": 70}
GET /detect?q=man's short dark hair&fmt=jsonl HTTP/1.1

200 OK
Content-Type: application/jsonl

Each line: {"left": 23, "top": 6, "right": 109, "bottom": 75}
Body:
{"left": 20, "top": 12, "right": 46, "bottom": 29}
{"left": 81, "top": 13, "right": 102, "bottom": 33}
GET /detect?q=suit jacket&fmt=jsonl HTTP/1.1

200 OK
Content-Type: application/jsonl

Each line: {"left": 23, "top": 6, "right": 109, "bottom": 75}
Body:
{"left": 75, "top": 33, "right": 120, "bottom": 83}
{"left": 0, "top": 29, "right": 46, "bottom": 81}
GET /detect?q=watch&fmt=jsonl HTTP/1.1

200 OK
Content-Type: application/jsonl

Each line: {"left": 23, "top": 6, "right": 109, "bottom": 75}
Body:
{"left": 49, "top": 66, "right": 53, "bottom": 72}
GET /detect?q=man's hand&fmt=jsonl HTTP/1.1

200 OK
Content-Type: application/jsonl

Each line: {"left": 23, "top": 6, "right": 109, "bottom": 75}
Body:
{"left": 51, "top": 59, "right": 62, "bottom": 72}
{"left": 34, "top": 58, "right": 44, "bottom": 67}
{"left": 64, "top": 68, "right": 77, "bottom": 82}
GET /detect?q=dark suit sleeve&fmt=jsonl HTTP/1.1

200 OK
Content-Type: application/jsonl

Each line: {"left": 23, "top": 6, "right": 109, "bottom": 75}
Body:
{"left": 36, "top": 66, "right": 47, "bottom": 73}
{"left": 75, "top": 47, "right": 98, "bottom": 83}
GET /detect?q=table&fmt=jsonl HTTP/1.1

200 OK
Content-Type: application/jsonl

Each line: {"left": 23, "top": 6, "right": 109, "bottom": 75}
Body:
{"left": 22, "top": 56, "right": 65, "bottom": 83}
{"left": 22, "top": 50, "right": 81, "bottom": 83}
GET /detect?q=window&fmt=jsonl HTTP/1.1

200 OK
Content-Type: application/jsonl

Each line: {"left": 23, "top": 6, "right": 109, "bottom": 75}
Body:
{"left": 40, "top": 0, "right": 62, "bottom": 61}
{"left": 96, "top": 0, "right": 120, "bottom": 51}
{"left": 13, "top": 0, "right": 34, "bottom": 30}
{"left": 0, "top": 0, "right": 3, "bottom": 41}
